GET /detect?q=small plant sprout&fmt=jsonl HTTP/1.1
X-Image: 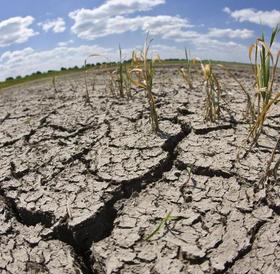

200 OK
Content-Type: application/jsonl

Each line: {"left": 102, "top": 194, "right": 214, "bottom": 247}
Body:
{"left": 145, "top": 212, "right": 176, "bottom": 241}
{"left": 84, "top": 59, "right": 91, "bottom": 106}
{"left": 52, "top": 75, "right": 57, "bottom": 93}
{"left": 130, "top": 36, "right": 160, "bottom": 132}
{"left": 116, "top": 45, "right": 125, "bottom": 97}
{"left": 84, "top": 54, "right": 101, "bottom": 107}
{"left": 180, "top": 48, "right": 193, "bottom": 89}
{"left": 113, "top": 45, "right": 132, "bottom": 98}
{"left": 198, "top": 60, "right": 222, "bottom": 122}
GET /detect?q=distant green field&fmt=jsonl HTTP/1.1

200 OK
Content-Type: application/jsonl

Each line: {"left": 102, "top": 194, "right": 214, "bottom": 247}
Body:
{"left": 0, "top": 59, "right": 250, "bottom": 90}
{"left": 0, "top": 68, "right": 82, "bottom": 90}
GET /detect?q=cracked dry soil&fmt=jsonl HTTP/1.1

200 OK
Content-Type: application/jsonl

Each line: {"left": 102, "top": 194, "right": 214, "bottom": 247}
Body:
{"left": 0, "top": 65, "right": 280, "bottom": 274}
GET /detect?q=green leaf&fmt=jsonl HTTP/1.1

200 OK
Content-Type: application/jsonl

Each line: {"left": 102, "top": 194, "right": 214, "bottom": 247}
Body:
{"left": 145, "top": 212, "right": 174, "bottom": 241}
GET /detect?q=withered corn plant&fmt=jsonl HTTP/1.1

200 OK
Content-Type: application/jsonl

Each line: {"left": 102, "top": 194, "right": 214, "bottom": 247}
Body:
{"left": 248, "top": 92, "right": 280, "bottom": 144}
{"left": 180, "top": 48, "right": 193, "bottom": 89}
{"left": 200, "top": 61, "right": 222, "bottom": 122}
{"left": 114, "top": 46, "right": 132, "bottom": 98}
{"left": 130, "top": 36, "right": 160, "bottom": 132}
{"left": 247, "top": 25, "right": 280, "bottom": 144}
{"left": 217, "top": 27, "right": 280, "bottom": 151}
{"left": 249, "top": 25, "right": 280, "bottom": 112}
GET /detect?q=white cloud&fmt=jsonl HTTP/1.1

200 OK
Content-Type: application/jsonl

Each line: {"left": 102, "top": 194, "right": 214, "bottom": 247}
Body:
{"left": 224, "top": 7, "right": 280, "bottom": 28}
{"left": 194, "top": 37, "right": 244, "bottom": 51}
{"left": 207, "top": 28, "right": 254, "bottom": 39}
{"left": 70, "top": 0, "right": 164, "bottom": 20}
{"left": 0, "top": 45, "right": 114, "bottom": 80}
{"left": 0, "top": 16, "right": 37, "bottom": 47}
{"left": 38, "top": 17, "right": 66, "bottom": 33}
{"left": 58, "top": 39, "right": 74, "bottom": 47}
{"left": 69, "top": 0, "right": 193, "bottom": 40}
{"left": 142, "top": 16, "right": 194, "bottom": 38}
{"left": 68, "top": 0, "right": 251, "bottom": 47}
{"left": 0, "top": 47, "right": 34, "bottom": 63}
{"left": 70, "top": 10, "right": 193, "bottom": 40}
{"left": 223, "top": 7, "right": 231, "bottom": 14}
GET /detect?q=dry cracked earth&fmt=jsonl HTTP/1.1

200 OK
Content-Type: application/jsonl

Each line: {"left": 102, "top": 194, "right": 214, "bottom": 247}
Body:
{"left": 0, "top": 65, "right": 280, "bottom": 274}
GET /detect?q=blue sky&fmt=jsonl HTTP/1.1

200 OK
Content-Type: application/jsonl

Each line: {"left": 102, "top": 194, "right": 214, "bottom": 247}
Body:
{"left": 0, "top": 0, "right": 280, "bottom": 80}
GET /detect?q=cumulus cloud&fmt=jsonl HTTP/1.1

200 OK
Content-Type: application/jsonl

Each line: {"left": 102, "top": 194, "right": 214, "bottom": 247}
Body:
{"left": 69, "top": 0, "right": 252, "bottom": 45}
{"left": 71, "top": 13, "right": 192, "bottom": 40}
{"left": 0, "top": 16, "right": 37, "bottom": 47}
{"left": 69, "top": 0, "right": 194, "bottom": 40}
{"left": 207, "top": 28, "right": 254, "bottom": 39}
{"left": 0, "top": 45, "right": 114, "bottom": 80}
{"left": 70, "top": 0, "right": 165, "bottom": 20}
{"left": 224, "top": 7, "right": 280, "bottom": 28}
{"left": 0, "top": 47, "right": 34, "bottom": 63}
{"left": 38, "top": 17, "right": 66, "bottom": 33}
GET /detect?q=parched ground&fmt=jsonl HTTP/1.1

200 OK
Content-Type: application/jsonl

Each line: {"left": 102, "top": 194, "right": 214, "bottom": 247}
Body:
{"left": 0, "top": 65, "right": 280, "bottom": 274}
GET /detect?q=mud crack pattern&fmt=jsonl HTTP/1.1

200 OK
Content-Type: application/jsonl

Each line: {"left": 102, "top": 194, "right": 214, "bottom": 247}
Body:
{"left": 0, "top": 66, "right": 280, "bottom": 273}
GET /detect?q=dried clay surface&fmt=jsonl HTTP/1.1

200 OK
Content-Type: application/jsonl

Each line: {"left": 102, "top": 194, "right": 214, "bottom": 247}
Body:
{"left": 0, "top": 65, "right": 280, "bottom": 273}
